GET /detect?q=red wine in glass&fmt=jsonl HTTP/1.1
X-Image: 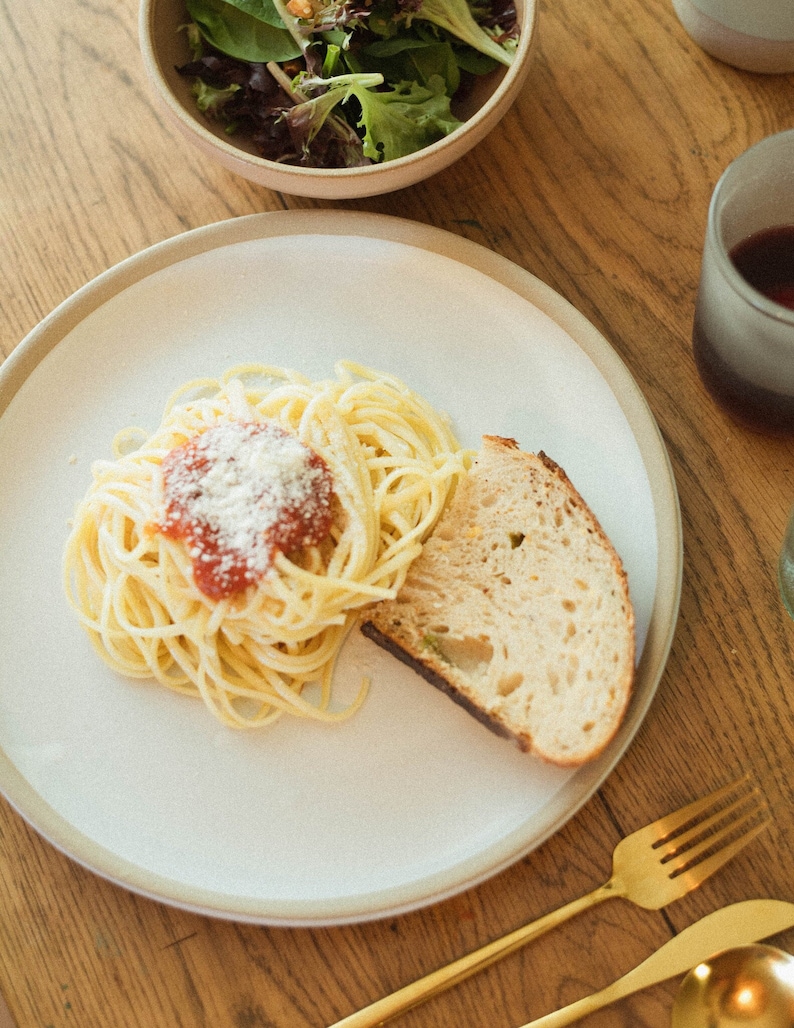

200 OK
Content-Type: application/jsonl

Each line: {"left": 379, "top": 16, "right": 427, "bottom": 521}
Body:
{"left": 693, "top": 224, "right": 794, "bottom": 434}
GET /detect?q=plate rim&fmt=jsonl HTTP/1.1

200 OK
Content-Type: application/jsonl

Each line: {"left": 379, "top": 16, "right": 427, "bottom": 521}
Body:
{"left": 0, "top": 210, "right": 682, "bottom": 925}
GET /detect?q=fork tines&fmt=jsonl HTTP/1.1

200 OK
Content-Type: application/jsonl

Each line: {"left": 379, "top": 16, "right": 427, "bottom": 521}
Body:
{"left": 653, "top": 774, "right": 771, "bottom": 879}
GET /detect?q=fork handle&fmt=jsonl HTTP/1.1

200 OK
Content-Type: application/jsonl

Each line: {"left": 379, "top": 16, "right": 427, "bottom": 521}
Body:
{"left": 327, "top": 883, "right": 615, "bottom": 1028}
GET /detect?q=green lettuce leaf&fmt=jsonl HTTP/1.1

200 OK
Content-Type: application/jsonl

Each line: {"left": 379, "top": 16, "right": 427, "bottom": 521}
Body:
{"left": 186, "top": 0, "right": 301, "bottom": 62}
{"left": 285, "top": 72, "right": 462, "bottom": 162}
{"left": 360, "top": 37, "right": 461, "bottom": 95}
{"left": 408, "top": 0, "right": 514, "bottom": 65}
{"left": 355, "top": 74, "right": 462, "bottom": 159}
{"left": 283, "top": 73, "right": 383, "bottom": 147}
{"left": 217, "top": 0, "right": 287, "bottom": 28}
{"left": 193, "top": 78, "right": 241, "bottom": 112}
{"left": 366, "top": 0, "right": 513, "bottom": 66}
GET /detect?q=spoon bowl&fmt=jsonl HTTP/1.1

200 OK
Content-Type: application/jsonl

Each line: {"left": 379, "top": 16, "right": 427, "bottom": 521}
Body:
{"left": 672, "top": 944, "right": 794, "bottom": 1027}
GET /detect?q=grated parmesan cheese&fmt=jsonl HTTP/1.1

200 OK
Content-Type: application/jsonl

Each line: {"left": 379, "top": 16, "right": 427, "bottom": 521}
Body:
{"left": 159, "top": 420, "right": 334, "bottom": 597}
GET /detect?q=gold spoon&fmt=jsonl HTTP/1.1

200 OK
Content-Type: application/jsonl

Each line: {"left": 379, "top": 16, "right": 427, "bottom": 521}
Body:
{"left": 671, "top": 944, "right": 794, "bottom": 1027}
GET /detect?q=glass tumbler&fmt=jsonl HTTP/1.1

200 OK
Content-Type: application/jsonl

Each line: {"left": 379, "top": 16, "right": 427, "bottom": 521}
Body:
{"left": 692, "top": 129, "right": 794, "bottom": 435}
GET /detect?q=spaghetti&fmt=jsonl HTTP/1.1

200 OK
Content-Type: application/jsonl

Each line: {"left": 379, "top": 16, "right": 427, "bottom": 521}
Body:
{"left": 63, "top": 362, "right": 470, "bottom": 729}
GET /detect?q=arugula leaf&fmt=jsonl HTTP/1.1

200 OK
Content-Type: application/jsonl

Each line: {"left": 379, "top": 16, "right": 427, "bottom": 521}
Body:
{"left": 453, "top": 45, "right": 498, "bottom": 75}
{"left": 186, "top": 0, "right": 301, "bottom": 62}
{"left": 408, "top": 0, "right": 515, "bottom": 66}
{"left": 366, "top": 0, "right": 404, "bottom": 39}
{"left": 360, "top": 37, "right": 460, "bottom": 95}
{"left": 367, "top": 0, "right": 513, "bottom": 66}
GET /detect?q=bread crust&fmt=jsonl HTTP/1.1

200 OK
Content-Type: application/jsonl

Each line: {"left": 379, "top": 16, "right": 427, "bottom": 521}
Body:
{"left": 360, "top": 620, "right": 516, "bottom": 742}
{"left": 360, "top": 436, "right": 635, "bottom": 766}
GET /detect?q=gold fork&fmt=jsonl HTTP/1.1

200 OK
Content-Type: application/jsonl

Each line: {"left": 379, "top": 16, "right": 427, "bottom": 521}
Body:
{"left": 328, "top": 775, "right": 770, "bottom": 1028}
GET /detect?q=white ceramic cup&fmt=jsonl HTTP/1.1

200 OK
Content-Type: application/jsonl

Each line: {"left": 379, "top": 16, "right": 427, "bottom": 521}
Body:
{"left": 673, "top": 0, "right": 794, "bottom": 73}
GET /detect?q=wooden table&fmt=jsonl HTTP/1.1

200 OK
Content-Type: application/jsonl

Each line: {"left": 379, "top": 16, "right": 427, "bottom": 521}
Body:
{"left": 2, "top": 0, "right": 794, "bottom": 1025}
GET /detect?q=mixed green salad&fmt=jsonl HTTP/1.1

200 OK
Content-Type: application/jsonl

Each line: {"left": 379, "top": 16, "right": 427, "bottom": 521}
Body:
{"left": 178, "top": 0, "right": 519, "bottom": 168}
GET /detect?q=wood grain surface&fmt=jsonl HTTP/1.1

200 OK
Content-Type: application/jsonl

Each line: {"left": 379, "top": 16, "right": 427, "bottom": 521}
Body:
{"left": 2, "top": 0, "right": 794, "bottom": 1025}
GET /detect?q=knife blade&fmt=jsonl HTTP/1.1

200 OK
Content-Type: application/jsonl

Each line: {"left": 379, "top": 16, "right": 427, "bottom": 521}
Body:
{"left": 518, "top": 899, "right": 794, "bottom": 1027}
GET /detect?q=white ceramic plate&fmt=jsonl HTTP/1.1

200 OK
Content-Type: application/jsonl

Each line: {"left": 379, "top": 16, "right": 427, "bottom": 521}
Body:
{"left": 0, "top": 212, "right": 681, "bottom": 926}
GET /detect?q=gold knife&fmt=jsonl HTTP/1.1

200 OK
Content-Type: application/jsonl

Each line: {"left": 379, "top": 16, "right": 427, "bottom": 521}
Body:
{"left": 517, "top": 899, "right": 794, "bottom": 1027}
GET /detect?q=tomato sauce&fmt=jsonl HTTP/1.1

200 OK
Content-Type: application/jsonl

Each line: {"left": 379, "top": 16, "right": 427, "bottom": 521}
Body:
{"left": 157, "top": 421, "right": 334, "bottom": 599}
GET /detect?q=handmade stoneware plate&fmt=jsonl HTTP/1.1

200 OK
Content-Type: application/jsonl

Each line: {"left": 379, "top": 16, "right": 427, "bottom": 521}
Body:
{"left": 0, "top": 211, "right": 681, "bottom": 925}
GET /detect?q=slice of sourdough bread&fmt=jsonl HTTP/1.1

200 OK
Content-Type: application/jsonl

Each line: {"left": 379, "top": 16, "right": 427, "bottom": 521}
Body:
{"left": 360, "top": 436, "right": 635, "bottom": 766}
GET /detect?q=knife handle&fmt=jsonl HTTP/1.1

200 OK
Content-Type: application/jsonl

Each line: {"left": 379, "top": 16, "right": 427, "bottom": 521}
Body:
{"left": 515, "top": 929, "right": 687, "bottom": 1028}
{"left": 515, "top": 979, "right": 629, "bottom": 1028}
